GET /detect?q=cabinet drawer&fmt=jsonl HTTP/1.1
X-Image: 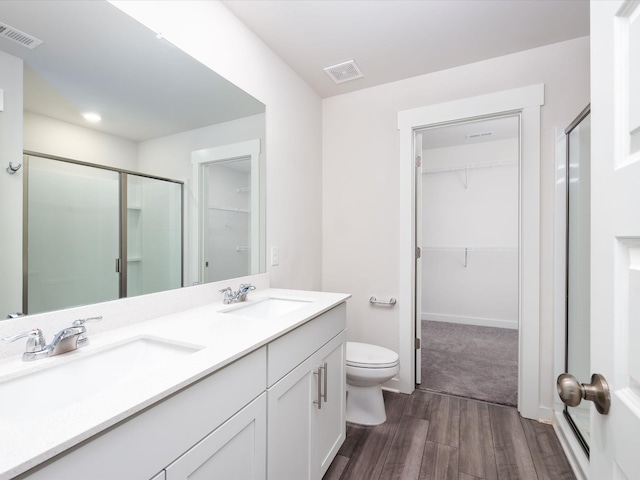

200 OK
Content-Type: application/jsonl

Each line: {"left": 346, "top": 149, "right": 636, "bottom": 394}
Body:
{"left": 267, "top": 302, "right": 346, "bottom": 387}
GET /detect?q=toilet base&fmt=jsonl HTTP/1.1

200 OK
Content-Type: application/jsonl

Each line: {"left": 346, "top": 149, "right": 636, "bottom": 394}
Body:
{"left": 346, "top": 384, "right": 387, "bottom": 425}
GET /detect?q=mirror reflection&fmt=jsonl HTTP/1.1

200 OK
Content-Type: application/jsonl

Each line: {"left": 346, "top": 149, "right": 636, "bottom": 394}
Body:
{"left": 0, "top": 0, "right": 266, "bottom": 317}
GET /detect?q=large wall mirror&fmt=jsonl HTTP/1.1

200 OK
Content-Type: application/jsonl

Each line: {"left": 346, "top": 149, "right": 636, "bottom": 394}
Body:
{"left": 0, "top": 0, "right": 266, "bottom": 317}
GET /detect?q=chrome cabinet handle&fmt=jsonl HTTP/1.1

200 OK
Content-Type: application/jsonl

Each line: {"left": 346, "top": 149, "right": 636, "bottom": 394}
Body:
{"left": 314, "top": 366, "right": 323, "bottom": 410}
{"left": 322, "top": 362, "right": 328, "bottom": 403}
{"left": 557, "top": 373, "right": 611, "bottom": 415}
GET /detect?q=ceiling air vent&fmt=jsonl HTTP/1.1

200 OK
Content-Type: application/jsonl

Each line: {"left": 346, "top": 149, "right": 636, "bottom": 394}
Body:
{"left": 324, "top": 60, "right": 364, "bottom": 84}
{"left": 0, "top": 22, "right": 43, "bottom": 49}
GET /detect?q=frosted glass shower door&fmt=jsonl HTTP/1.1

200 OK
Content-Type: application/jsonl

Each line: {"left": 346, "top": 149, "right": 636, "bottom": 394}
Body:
{"left": 565, "top": 109, "right": 591, "bottom": 452}
{"left": 126, "top": 175, "right": 183, "bottom": 297}
{"left": 26, "top": 156, "right": 120, "bottom": 314}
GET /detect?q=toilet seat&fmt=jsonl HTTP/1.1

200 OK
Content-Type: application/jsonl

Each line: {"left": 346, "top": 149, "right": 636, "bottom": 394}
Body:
{"left": 346, "top": 342, "right": 399, "bottom": 369}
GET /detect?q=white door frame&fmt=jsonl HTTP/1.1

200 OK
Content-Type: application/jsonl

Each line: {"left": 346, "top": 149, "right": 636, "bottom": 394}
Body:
{"left": 398, "top": 84, "right": 544, "bottom": 420}
{"left": 191, "top": 139, "right": 261, "bottom": 285}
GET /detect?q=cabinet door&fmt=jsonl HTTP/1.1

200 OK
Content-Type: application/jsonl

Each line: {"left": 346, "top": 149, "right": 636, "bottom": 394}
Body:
{"left": 165, "top": 393, "right": 266, "bottom": 480}
{"left": 267, "top": 356, "right": 316, "bottom": 480}
{"left": 314, "top": 332, "right": 346, "bottom": 478}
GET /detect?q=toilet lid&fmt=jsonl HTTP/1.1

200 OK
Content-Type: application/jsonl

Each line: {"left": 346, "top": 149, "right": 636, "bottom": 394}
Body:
{"left": 346, "top": 342, "right": 399, "bottom": 368}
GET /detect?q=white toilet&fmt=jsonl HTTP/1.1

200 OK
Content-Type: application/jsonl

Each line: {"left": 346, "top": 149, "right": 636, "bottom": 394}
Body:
{"left": 345, "top": 342, "right": 400, "bottom": 425}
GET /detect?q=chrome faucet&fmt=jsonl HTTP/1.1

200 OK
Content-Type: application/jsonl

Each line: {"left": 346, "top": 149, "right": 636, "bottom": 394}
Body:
{"left": 219, "top": 284, "right": 256, "bottom": 304}
{"left": 1, "top": 316, "right": 102, "bottom": 361}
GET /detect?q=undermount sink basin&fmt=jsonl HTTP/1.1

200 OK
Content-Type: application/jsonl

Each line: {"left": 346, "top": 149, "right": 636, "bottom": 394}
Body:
{"left": 0, "top": 337, "right": 202, "bottom": 424}
{"left": 222, "top": 297, "right": 312, "bottom": 318}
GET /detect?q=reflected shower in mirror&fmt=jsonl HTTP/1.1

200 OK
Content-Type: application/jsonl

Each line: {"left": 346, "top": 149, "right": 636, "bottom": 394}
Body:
{"left": 0, "top": 0, "right": 266, "bottom": 317}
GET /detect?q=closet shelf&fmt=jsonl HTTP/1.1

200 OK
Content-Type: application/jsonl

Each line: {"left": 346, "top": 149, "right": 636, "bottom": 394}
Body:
{"left": 209, "top": 206, "right": 250, "bottom": 214}
{"left": 422, "top": 160, "right": 517, "bottom": 175}
{"left": 422, "top": 246, "right": 517, "bottom": 252}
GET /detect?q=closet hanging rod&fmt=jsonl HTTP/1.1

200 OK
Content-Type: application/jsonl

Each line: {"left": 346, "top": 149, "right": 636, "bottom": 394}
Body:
{"left": 422, "top": 160, "right": 517, "bottom": 175}
{"left": 422, "top": 246, "right": 517, "bottom": 252}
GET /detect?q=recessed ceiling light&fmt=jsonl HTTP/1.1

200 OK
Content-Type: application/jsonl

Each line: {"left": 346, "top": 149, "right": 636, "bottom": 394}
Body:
{"left": 83, "top": 112, "right": 101, "bottom": 123}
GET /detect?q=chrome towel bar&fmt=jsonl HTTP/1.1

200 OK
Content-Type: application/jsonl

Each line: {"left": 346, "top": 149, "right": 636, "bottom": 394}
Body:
{"left": 369, "top": 296, "right": 397, "bottom": 306}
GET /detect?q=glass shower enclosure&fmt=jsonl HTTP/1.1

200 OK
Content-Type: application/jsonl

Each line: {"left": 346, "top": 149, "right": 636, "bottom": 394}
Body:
{"left": 564, "top": 107, "right": 591, "bottom": 455}
{"left": 24, "top": 154, "right": 183, "bottom": 315}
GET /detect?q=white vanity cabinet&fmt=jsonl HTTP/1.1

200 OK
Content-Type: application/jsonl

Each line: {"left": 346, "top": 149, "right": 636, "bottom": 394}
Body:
{"left": 17, "top": 300, "right": 347, "bottom": 480}
{"left": 267, "top": 303, "right": 346, "bottom": 480}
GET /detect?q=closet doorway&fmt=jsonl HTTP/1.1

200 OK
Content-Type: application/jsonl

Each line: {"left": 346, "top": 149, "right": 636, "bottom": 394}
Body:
{"left": 415, "top": 115, "right": 520, "bottom": 406}
{"left": 398, "top": 85, "right": 543, "bottom": 419}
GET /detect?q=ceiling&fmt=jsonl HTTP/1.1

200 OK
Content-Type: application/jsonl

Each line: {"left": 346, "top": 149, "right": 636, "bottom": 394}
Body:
{"left": 223, "top": 0, "right": 590, "bottom": 98}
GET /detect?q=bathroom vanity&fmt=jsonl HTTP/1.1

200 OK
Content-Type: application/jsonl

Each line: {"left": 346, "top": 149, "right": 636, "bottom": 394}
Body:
{"left": 0, "top": 288, "right": 349, "bottom": 480}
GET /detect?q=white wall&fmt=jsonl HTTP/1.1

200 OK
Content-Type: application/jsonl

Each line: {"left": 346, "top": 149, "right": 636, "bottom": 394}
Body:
{"left": 0, "top": 51, "right": 23, "bottom": 317}
{"left": 24, "top": 112, "right": 139, "bottom": 170}
{"left": 322, "top": 37, "right": 590, "bottom": 410}
{"left": 112, "top": 0, "right": 324, "bottom": 291}
{"left": 422, "top": 139, "right": 518, "bottom": 329}
{"left": 137, "top": 113, "right": 265, "bottom": 181}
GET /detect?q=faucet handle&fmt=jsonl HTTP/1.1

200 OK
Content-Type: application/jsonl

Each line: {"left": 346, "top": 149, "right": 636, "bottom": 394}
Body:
{"left": 239, "top": 283, "right": 256, "bottom": 292}
{"left": 219, "top": 287, "right": 233, "bottom": 303}
{"left": 71, "top": 317, "right": 101, "bottom": 349}
{"left": 72, "top": 316, "right": 102, "bottom": 327}
{"left": 1, "top": 328, "right": 47, "bottom": 353}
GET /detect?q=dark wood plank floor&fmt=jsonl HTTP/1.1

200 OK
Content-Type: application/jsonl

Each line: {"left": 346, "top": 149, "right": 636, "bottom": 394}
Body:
{"left": 324, "top": 390, "right": 575, "bottom": 480}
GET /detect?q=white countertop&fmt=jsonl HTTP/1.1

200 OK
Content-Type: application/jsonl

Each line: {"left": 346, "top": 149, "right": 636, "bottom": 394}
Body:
{"left": 0, "top": 288, "right": 350, "bottom": 479}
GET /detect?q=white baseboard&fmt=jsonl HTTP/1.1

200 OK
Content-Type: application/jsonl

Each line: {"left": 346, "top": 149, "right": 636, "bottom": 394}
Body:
{"left": 422, "top": 312, "right": 518, "bottom": 330}
{"left": 537, "top": 406, "right": 554, "bottom": 423}
{"left": 382, "top": 376, "right": 402, "bottom": 393}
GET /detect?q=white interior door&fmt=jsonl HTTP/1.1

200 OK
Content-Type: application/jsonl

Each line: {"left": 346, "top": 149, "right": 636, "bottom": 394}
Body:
{"left": 589, "top": 1, "right": 640, "bottom": 477}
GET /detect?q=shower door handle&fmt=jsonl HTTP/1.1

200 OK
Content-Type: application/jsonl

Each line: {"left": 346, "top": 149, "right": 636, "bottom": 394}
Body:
{"left": 557, "top": 373, "right": 611, "bottom": 415}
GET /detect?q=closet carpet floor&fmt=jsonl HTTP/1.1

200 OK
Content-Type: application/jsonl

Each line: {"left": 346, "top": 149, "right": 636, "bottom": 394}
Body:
{"left": 323, "top": 390, "right": 576, "bottom": 480}
{"left": 418, "top": 321, "right": 518, "bottom": 407}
